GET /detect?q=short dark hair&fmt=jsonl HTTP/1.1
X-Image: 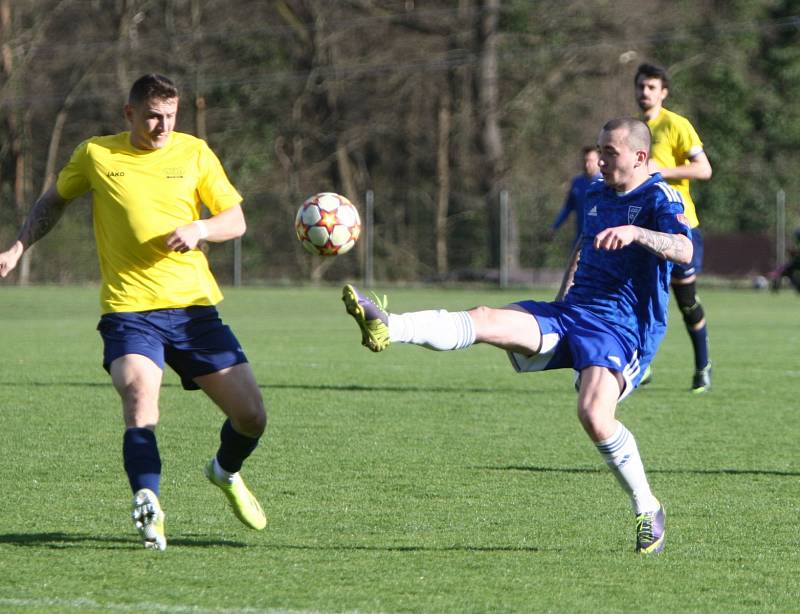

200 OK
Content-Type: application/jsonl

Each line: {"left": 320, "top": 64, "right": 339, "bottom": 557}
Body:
{"left": 601, "top": 117, "right": 651, "bottom": 152}
{"left": 634, "top": 63, "right": 670, "bottom": 89}
{"left": 581, "top": 145, "right": 599, "bottom": 156}
{"left": 128, "top": 74, "right": 179, "bottom": 106}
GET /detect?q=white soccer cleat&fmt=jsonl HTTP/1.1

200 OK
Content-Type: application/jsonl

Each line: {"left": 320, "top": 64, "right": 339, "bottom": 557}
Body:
{"left": 132, "top": 488, "right": 166, "bottom": 551}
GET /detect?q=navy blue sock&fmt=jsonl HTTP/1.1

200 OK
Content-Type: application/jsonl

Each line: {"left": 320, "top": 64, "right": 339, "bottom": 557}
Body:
{"left": 123, "top": 427, "right": 162, "bottom": 495}
{"left": 216, "top": 419, "right": 260, "bottom": 473}
{"left": 688, "top": 325, "right": 710, "bottom": 371}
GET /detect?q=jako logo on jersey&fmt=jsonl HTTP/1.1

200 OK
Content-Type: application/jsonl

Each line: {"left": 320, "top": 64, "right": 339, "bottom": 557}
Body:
{"left": 588, "top": 205, "right": 598, "bottom": 216}
{"left": 106, "top": 171, "right": 124, "bottom": 177}
{"left": 165, "top": 167, "right": 185, "bottom": 179}
{"left": 628, "top": 206, "right": 642, "bottom": 223}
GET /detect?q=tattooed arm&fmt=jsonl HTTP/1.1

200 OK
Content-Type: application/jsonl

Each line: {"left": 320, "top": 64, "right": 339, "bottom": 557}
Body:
{"left": 593, "top": 224, "right": 693, "bottom": 266}
{"left": 0, "top": 186, "right": 68, "bottom": 278}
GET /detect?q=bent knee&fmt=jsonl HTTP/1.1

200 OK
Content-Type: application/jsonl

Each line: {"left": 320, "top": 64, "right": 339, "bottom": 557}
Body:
{"left": 576, "top": 374, "right": 620, "bottom": 441}
{"left": 576, "top": 404, "right": 617, "bottom": 442}
{"left": 234, "top": 404, "right": 267, "bottom": 438}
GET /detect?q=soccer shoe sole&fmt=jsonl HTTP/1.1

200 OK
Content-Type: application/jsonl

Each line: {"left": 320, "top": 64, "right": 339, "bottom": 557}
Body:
{"left": 341, "top": 285, "right": 389, "bottom": 352}
{"left": 204, "top": 461, "right": 267, "bottom": 531}
{"left": 132, "top": 488, "right": 167, "bottom": 551}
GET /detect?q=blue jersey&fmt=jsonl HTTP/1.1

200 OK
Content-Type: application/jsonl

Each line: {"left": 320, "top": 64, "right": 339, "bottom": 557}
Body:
{"left": 564, "top": 173, "right": 691, "bottom": 364}
{"left": 552, "top": 173, "right": 601, "bottom": 244}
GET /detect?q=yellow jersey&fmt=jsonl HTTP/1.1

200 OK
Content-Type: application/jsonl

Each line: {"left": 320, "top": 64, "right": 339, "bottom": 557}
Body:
{"left": 646, "top": 108, "right": 704, "bottom": 228}
{"left": 56, "top": 131, "right": 243, "bottom": 313}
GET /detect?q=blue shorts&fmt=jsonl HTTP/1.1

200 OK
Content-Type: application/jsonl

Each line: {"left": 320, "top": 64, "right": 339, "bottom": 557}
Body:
{"left": 506, "top": 301, "right": 643, "bottom": 399}
{"left": 672, "top": 228, "right": 703, "bottom": 280}
{"left": 97, "top": 306, "right": 248, "bottom": 390}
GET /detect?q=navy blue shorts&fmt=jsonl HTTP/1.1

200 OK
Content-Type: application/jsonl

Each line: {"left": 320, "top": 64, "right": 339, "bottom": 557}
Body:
{"left": 672, "top": 228, "right": 703, "bottom": 280}
{"left": 97, "top": 306, "right": 248, "bottom": 390}
{"left": 506, "top": 301, "right": 643, "bottom": 399}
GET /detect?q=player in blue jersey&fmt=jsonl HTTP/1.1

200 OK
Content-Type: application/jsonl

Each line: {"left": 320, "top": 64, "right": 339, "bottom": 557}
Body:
{"left": 342, "top": 117, "right": 692, "bottom": 555}
{"left": 549, "top": 146, "right": 601, "bottom": 246}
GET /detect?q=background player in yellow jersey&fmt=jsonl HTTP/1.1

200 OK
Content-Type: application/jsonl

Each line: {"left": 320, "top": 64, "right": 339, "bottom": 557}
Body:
{"left": 635, "top": 63, "right": 713, "bottom": 393}
{"left": 0, "top": 74, "right": 267, "bottom": 550}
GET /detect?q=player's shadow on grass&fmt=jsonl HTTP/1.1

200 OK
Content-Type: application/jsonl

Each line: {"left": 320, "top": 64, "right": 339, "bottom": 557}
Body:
{"left": 0, "top": 532, "right": 249, "bottom": 549}
{"left": 267, "top": 543, "right": 545, "bottom": 553}
{"left": 479, "top": 465, "right": 800, "bottom": 477}
{"left": 264, "top": 382, "right": 537, "bottom": 395}
{"left": 0, "top": 381, "right": 184, "bottom": 388}
{"left": 0, "top": 381, "right": 111, "bottom": 387}
{"left": 0, "top": 381, "right": 541, "bottom": 395}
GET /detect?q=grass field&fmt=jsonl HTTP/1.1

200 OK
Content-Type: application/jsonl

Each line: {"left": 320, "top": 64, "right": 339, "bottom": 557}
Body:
{"left": 0, "top": 285, "right": 798, "bottom": 613}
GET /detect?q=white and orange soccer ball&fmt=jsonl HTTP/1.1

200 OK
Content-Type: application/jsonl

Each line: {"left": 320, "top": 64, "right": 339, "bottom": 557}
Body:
{"left": 295, "top": 192, "right": 361, "bottom": 256}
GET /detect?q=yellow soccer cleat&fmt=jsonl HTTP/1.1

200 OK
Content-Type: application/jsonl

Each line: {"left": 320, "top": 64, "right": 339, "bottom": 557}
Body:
{"left": 342, "top": 284, "right": 390, "bottom": 352}
{"left": 131, "top": 488, "right": 166, "bottom": 551}
{"left": 204, "top": 460, "right": 266, "bottom": 531}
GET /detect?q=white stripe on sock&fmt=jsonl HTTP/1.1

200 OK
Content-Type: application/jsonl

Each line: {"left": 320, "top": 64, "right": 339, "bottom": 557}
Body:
{"left": 389, "top": 310, "right": 475, "bottom": 350}
{"left": 595, "top": 422, "right": 659, "bottom": 514}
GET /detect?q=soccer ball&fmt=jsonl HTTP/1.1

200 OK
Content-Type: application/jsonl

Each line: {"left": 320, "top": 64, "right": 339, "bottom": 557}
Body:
{"left": 295, "top": 192, "right": 361, "bottom": 256}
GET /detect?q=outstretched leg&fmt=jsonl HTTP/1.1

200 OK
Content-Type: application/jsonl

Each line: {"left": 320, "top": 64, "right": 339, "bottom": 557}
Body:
{"left": 342, "top": 284, "right": 541, "bottom": 354}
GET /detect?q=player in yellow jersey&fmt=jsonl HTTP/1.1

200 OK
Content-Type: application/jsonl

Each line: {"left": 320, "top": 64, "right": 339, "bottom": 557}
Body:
{"left": 0, "top": 74, "right": 267, "bottom": 550}
{"left": 635, "top": 63, "right": 713, "bottom": 393}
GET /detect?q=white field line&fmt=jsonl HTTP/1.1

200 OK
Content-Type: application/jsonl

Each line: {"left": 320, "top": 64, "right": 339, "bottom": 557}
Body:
{"left": 0, "top": 598, "right": 372, "bottom": 614}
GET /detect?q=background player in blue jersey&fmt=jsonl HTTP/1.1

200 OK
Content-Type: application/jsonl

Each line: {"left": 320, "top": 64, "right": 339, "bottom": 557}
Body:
{"left": 342, "top": 117, "right": 692, "bottom": 555}
{"left": 549, "top": 145, "right": 601, "bottom": 246}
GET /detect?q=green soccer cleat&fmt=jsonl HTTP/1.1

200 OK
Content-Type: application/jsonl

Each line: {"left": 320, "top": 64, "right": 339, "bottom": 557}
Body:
{"left": 342, "top": 284, "right": 390, "bottom": 352}
{"left": 691, "top": 361, "right": 712, "bottom": 394}
{"left": 204, "top": 460, "right": 266, "bottom": 531}
{"left": 635, "top": 504, "right": 666, "bottom": 555}
{"left": 639, "top": 364, "right": 653, "bottom": 386}
{"left": 132, "top": 488, "right": 166, "bottom": 551}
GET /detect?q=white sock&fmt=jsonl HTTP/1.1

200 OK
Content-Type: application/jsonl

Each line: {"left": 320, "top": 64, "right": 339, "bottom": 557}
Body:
{"left": 595, "top": 422, "right": 660, "bottom": 514}
{"left": 389, "top": 310, "right": 476, "bottom": 350}
{"left": 213, "top": 457, "right": 237, "bottom": 484}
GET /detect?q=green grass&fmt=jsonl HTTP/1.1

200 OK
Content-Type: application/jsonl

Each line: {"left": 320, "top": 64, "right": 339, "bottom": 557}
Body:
{"left": 0, "top": 285, "right": 798, "bottom": 613}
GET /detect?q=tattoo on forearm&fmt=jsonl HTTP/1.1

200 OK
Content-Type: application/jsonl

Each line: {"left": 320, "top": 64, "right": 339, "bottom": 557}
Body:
{"left": 635, "top": 227, "right": 688, "bottom": 263}
{"left": 18, "top": 198, "right": 67, "bottom": 247}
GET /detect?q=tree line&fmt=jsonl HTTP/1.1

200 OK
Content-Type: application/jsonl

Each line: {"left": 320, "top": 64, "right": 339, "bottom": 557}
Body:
{"left": 1, "top": 0, "right": 798, "bottom": 285}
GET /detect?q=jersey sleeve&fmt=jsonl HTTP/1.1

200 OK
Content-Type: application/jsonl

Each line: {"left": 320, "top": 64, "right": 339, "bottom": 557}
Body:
{"left": 552, "top": 190, "right": 574, "bottom": 230}
{"left": 653, "top": 183, "right": 692, "bottom": 237}
{"left": 55, "top": 140, "right": 92, "bottom": 201}
{"left": 196, "top": 141, "right": 243, "bottom": 215}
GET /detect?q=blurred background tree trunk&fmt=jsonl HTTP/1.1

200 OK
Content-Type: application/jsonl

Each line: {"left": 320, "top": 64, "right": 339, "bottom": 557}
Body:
{"left": 0, "top": 0, "right": 797, "bottom": 283}
{"left": 476, "top": 0, "right": 517, "bottom": 270}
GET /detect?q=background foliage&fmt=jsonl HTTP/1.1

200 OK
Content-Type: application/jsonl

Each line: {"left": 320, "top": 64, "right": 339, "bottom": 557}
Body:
{"left": 1, "top": 0, "right": 799, "bottom": 284}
